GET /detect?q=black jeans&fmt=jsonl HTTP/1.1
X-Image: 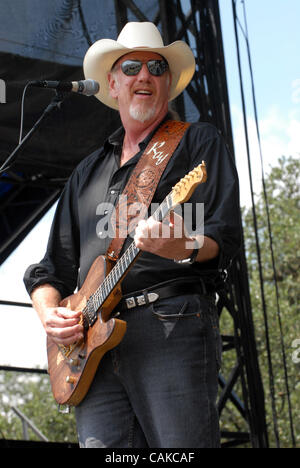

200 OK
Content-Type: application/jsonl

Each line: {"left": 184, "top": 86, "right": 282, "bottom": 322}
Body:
{"left": 75, "top": 293, "right": 221, "bottom": 448}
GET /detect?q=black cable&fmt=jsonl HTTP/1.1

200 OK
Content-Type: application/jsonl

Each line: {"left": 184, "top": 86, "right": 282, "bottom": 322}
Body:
{"left": 78, "top": 0, "right": 93, "bottom": 46}
{"left": 232, "top": 0, "right": 280, "bottom": 447}
{"left": 241, "top": 0, "right": 296, "bottom": 448}
{"left": 18, "top": 82, "right": 32, "bottom": 144}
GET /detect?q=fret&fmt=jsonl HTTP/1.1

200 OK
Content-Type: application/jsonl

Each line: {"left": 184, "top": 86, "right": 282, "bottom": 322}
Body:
{"left": 84, "top": 297, "right": 97, "bottom": 327}
{"left": 99, "top": 288, "right": 104, "bottom": 304}
{"left": 101, "top": 282, "right": 107, "bottom": 302}
{"left": 152, "top": 196, "right": 170, "bottom": 223}
{"left": 123, "top": 250, "right": 129, "bottom": 268}
{"left": 134, "top": 242, "right": 139, "bottom": 255}
{"left": 166, "top": 193, "right": 173, "bottom": 211}
{"left": 107, "top": 273, "right": 113, "bottom": 294}
{"left": 103, "top": 278, "right": 108, "bottom": 298}
{"left": 95, "top": 295, "right": 101, "bottom": 312}
{"left": 131, "top": 242, "right": 139, "bottom": 258}
{"left": 106, "top": 273, "right": 111, "bottom": 289}
{"left": 115, "top": 259, "right": 122, "bottom": 279}
{"left": 129, "top": 245, "right": 134, "bottom": 261}
{"left": 117, "top": 263, "right": 122, "bottom": 281}
{"left": 94, "top": 289, "right": 100, "bottom": 309}
{"left": 151, "top": 205, "right": 161, "bottom": 222}
{"left": 92, "top": 290, "right": 100, "bottom": 312}
{"left": 111, "top": 268, "right": 117, "bottom": 290}
{"left": 119, "top": 256, "right": 126, "bottom": 275}
{"left": 92, "top": 295, "right": 97, "bottom": 312}
{"left": 161, "top": 199, "right": 171, "bottom": 219}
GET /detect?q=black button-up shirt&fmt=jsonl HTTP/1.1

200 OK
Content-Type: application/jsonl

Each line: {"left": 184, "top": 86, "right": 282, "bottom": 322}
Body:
{"left": 24, "top": 116, "right": 241, "bottom": 298}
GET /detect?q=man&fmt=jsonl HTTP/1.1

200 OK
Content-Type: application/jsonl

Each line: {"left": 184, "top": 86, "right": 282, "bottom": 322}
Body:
{"left": 24, "top": 22, "right": 241, "bottom": 448}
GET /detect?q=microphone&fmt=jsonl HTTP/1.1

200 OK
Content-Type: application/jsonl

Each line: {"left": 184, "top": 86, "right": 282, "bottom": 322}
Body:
{"left": 29, "top": 78, "right": 100, "bottom": 96}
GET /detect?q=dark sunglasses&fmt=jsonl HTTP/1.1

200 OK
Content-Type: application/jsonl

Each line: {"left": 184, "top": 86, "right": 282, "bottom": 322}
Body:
{"left": 120, "top": 59, "right": 169, "bottom": 77}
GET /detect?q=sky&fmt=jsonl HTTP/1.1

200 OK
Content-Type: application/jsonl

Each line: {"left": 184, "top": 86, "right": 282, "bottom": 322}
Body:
{"left": 0, "top": 0, "right": 299, "bottom": 369}
{"left": 220, "top": 0, "right": 300, "bottom": 206}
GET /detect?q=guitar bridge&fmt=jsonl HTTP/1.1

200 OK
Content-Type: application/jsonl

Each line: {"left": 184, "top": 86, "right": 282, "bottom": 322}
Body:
{"left": 58, "top": 316, "right": 85, "bottom": 358}
{"left": 58, "top": 343, "right": 75, "bottom": 358}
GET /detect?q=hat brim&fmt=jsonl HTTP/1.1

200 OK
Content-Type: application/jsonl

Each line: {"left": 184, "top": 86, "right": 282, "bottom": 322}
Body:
{"left": 83, "top": 39, "right": 195, "bottom": 110}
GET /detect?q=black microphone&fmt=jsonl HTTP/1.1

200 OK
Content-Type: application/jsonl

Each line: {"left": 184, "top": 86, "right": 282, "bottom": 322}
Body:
{"left": 29, "top": 78, "right": 100, "bottom": 96}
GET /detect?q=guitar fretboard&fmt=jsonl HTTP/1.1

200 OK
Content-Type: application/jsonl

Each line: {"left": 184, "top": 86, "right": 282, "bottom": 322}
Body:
{"left": 83, "top": 193, "right": 173, "bottom": 326}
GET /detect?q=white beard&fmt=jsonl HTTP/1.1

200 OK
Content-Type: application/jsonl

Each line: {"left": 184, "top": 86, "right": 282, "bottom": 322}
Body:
{"left": 129, "top": 105, "right": 156, "bottom": 123}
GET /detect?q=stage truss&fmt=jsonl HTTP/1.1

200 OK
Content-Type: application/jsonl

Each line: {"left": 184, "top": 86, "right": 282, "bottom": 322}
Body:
{"left": 0, "top": 0, "right": 268, "bottom": 448}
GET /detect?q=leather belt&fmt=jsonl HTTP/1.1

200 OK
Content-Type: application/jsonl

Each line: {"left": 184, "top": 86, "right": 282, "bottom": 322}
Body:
{"left": 119, "top": 278, "right": 214, "bottom": 311}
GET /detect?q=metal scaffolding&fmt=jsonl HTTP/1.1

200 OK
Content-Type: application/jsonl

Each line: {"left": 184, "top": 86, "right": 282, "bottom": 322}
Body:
{"left": 0, "top": 0, "right": 268, "bottom": 447}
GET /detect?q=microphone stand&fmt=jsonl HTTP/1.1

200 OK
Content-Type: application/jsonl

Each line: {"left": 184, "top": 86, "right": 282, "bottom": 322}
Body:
{"left": 0, "top": 91, "right": 68, "bottom": 176}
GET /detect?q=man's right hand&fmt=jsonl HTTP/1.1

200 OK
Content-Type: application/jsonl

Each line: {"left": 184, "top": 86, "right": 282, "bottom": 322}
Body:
{"left": 30, "top": 284, "right": 84, "bottom": 346}
{"left": 42, "top": 307, "right": 84, "bottom": 346}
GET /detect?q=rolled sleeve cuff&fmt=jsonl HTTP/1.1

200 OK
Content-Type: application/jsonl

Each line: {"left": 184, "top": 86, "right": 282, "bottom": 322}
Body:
{"left": 202, "top": 228, "right": 240, "bottom": 272}
{"left": 23, "top": 263, "right": 72, "bottom": 299}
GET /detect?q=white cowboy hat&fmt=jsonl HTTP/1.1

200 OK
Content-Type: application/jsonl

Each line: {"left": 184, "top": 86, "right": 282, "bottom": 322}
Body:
{"left": 83, "top": 22, "right": 195, "bottom": 110}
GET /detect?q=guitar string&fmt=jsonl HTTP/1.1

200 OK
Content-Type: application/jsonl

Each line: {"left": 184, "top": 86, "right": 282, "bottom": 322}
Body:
{"left": 83, "top": 195, "right": 172, "bottom": 324}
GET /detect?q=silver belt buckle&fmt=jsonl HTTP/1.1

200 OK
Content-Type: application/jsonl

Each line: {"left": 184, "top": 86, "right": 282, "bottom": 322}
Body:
{"left": 136, "top": 295, "right": 146, "bottom": 306}
{"left": 125, "top": 297, "right": 136, "bottom": 309}
{"left": 148, "top": 292, "right": 159, "bottom": 303}
{"left": 125, "top": 292, "right": 159, "bottom": 309}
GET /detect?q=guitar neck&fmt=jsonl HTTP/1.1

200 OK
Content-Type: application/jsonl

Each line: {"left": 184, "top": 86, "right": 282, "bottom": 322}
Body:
{"left": 86, "top": 193, "right": 173, "bottom": 315}
{"left": 82, "top": 162, "right": 206, "bottom": 327}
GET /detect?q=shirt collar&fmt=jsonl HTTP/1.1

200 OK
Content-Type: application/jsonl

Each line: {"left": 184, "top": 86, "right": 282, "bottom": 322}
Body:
{"left": 104, "top": 112, "right": 172, "bottom": 152}
{"left": 106, "top": 126, "right": 125, "bottom": 148}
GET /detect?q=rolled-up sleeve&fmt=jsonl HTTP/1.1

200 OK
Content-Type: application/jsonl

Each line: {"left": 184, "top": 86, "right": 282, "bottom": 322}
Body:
{"left": 23, "top": 169, "right": 80, "bottom": 299}
{"left": 187, "top": 124, "right": 241, "bottom": 270}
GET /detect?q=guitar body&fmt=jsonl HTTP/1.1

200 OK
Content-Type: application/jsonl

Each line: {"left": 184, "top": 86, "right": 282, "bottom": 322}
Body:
{"left": 47, "top": 255, "right": 127, "bottom": 406}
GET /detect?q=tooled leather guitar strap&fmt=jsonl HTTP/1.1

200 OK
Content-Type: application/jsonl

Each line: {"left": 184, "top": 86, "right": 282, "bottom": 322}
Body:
{"left": 106, "top": 119, "right": 190, "bottom": 262}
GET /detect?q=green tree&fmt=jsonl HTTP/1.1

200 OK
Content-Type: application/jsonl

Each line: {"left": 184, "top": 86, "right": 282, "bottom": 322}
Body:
{"left": 242, "top": 155, "right": 300, "bottom": 448}
{"left": 0, "top": 370, "right": 77, "bottom": 443}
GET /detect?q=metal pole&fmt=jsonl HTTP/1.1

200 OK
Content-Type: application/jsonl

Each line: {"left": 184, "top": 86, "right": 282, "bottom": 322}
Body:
{"left": 11, "top": 406, "right": 49, "bottom": 442}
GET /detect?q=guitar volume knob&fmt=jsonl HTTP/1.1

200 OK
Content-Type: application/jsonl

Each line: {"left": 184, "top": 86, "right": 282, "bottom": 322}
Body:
{"left": 69, "top": 357, "right": 79, "bottom": 366}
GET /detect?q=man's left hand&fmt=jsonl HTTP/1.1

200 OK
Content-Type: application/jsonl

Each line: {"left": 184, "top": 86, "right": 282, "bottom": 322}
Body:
{"left": 133, "top": 211, "right": 195, "bottom": 261}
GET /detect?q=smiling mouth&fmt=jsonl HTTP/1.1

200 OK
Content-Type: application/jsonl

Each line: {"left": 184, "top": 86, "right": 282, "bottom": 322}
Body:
{"left": 134, "top": 90, "right": 152, "bottom": 96}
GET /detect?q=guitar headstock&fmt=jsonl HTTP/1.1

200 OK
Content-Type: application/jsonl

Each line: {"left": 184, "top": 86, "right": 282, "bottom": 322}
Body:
{"left": 170, "top": 161, "right": 207, "bottom": 207}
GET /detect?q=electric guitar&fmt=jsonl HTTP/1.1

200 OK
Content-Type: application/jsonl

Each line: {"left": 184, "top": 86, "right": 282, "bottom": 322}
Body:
{"left": 47, "top": 162, "right": 207, "bottom": 406}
